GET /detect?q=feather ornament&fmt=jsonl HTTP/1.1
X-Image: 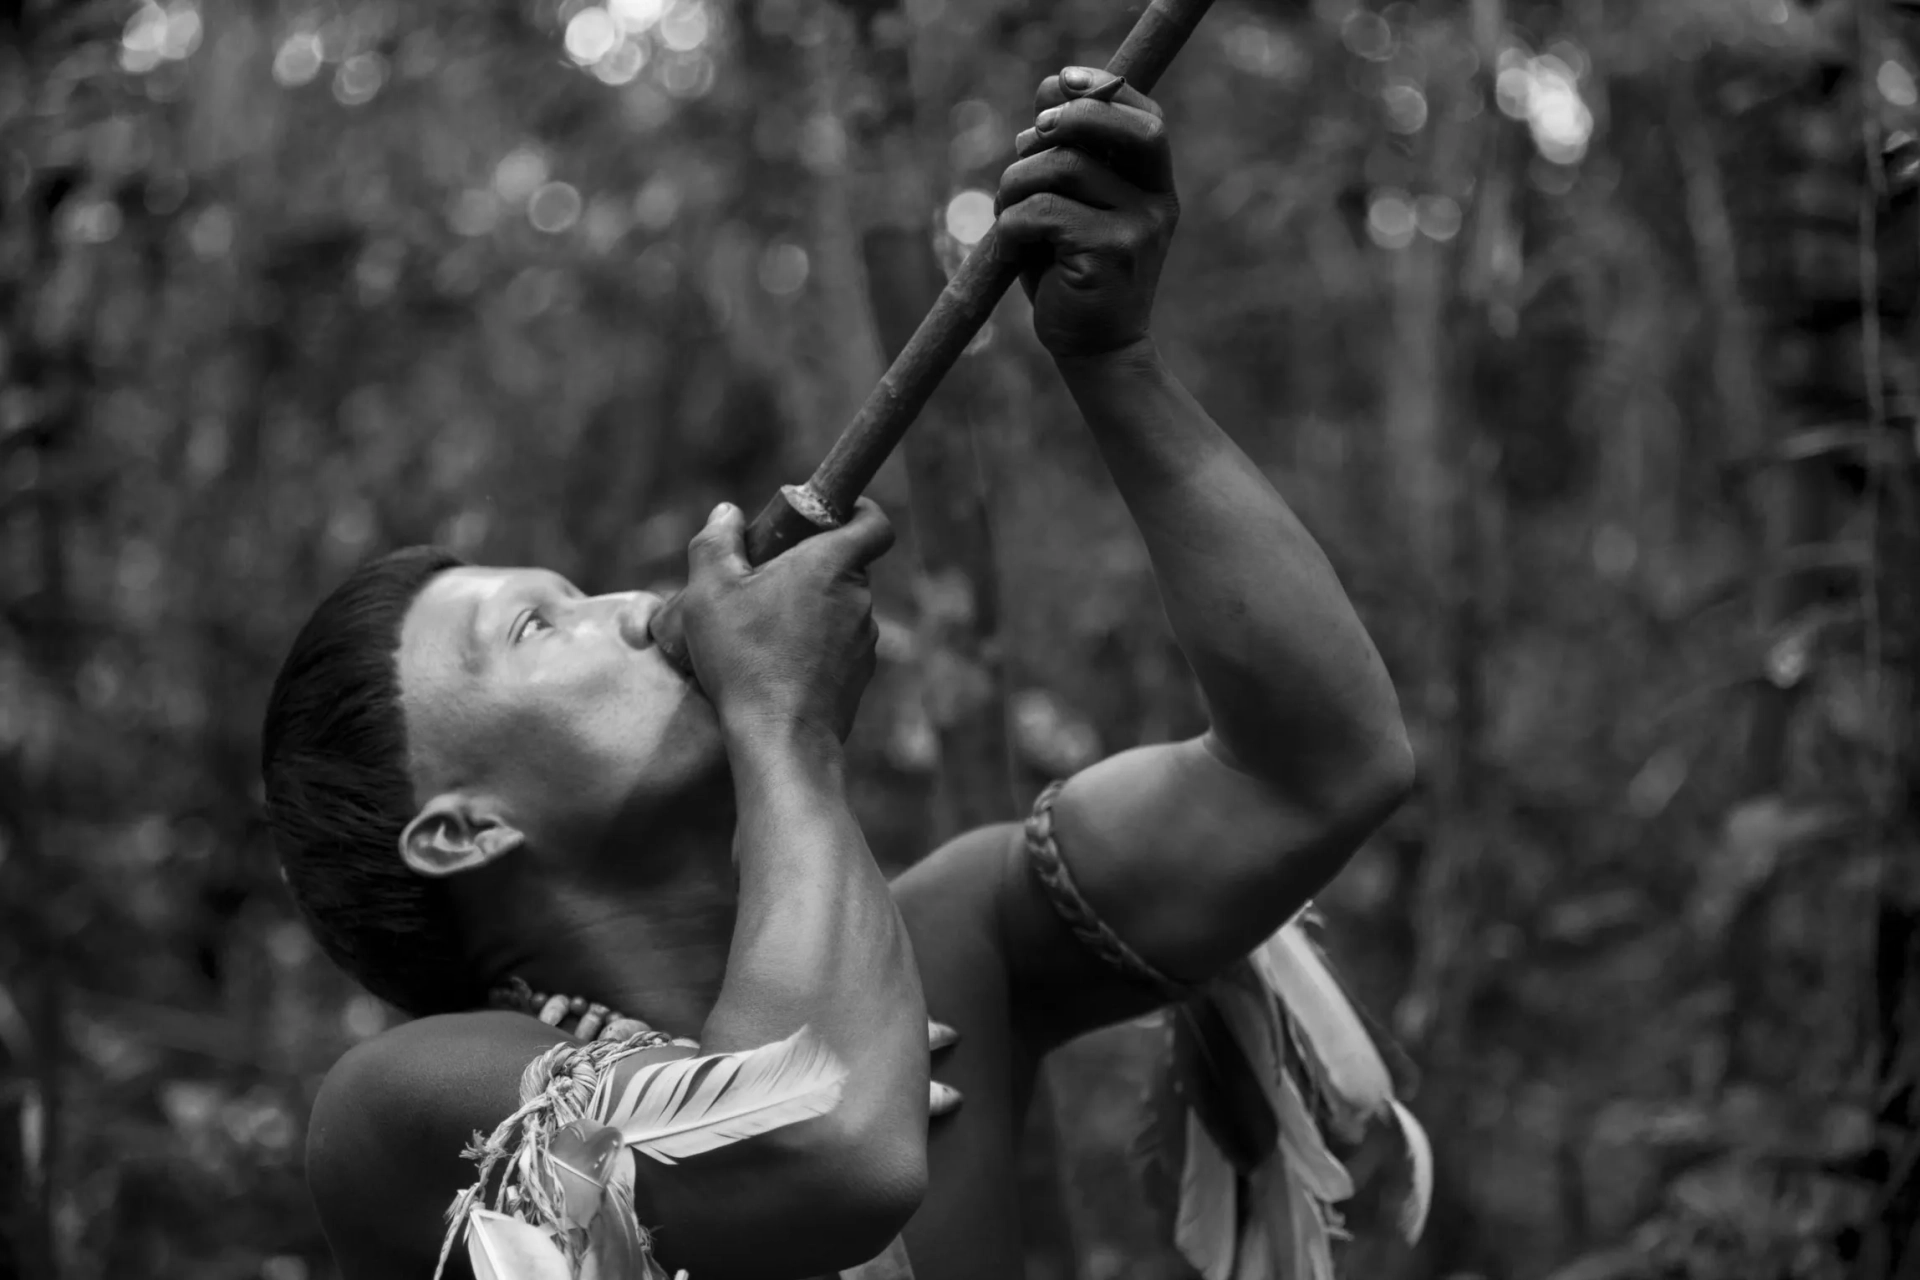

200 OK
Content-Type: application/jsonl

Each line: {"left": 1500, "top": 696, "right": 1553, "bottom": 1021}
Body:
{"left": 1209, "top": 976, "right": 1353, "bottom": 1204}
{"left": 1172, "top": 990, "right": 1278, "bottom": 1172}
{"left": 1175, "top": 1110, "right": 1239, "bottom": 1280}
{"left": 609, "top": 1025, "right": 848, "bottom": 1165}
{"left": 1391, "top": 1100, "right": 1433, "bottom": 1243}
{"left": 1254, "top": 925, "right": 1394, "bottom": 1126}
{"left": 467, "top": 1210, "right": 573, "bottom": 1280}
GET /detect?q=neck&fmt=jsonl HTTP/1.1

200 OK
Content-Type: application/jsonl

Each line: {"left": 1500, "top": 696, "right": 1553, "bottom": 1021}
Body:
{"left": 460, "top": 773, "right": 740, "bottom": 1041}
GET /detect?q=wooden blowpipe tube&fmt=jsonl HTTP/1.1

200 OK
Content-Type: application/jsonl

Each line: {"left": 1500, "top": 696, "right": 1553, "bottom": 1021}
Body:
{"left": 649, "top": 0, "right": 1217, "bottom": 674}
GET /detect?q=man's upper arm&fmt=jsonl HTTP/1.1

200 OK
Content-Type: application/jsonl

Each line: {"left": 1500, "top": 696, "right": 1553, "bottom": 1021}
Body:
{"left": 307, "top": 1013, "right": 562, "bottom": 1278}
{"left": 994, "top": 732, "right": 1409, "bottom": 1049}
{"left": 306, "top": 1011, "right": 917, "bottom": 1280}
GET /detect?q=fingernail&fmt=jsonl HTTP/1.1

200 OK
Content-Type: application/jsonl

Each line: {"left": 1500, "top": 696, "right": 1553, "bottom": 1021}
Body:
{"left": 928, "top": 1020, "right": 959, "bottom": 1051}
{"left": 709, "top": 502, "right": 731, "bottom": 522}
{"left": 929, "top": 1082, "right": 964, "bottom": 1115}
{"left": 1062, "top": 66, "right": 1094, "bottom": 89}
{"left": 1036, "top": 106, "right": 1061, "bottom": 133}
{"left": 1014, "top": 127, "right": 1042, "bottom": 157}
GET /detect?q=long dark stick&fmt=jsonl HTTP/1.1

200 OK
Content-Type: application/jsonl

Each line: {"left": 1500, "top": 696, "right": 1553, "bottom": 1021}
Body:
{"left": 651, "top": 0, "right": 1216, "bottom": 669}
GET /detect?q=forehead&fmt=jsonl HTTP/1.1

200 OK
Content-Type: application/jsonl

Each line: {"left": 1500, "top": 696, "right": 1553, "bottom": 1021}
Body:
{"left": 395, "top": 566, "right": 535, "bottom": 779}
{"left": 401, "top": 566, "right": 519, "bottom": 677}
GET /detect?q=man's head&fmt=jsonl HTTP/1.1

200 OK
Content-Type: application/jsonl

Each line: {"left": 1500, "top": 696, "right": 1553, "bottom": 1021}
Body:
{"left": 262, "top": 547, "right": 725, "bottom": 1015}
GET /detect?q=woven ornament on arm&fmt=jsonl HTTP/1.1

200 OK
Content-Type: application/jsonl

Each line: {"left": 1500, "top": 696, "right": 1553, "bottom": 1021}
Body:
{"left": 1023, "top": 779, "right": 1191, "bottom": 1004}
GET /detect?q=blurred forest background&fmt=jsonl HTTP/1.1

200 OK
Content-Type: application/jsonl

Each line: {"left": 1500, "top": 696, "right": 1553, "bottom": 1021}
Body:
{"left": 1, "top": 0, "right": 1917, "bottom": 1276}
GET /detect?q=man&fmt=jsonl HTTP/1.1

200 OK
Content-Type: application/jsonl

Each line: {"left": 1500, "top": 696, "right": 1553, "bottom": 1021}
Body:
{"left": 268, "top": 68, "right": 1413, "bottom": 1280}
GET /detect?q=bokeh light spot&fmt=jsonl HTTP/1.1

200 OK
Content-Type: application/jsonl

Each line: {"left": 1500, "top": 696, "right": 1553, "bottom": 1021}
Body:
{"left": 661, "top": 52, "right": 715, "bottom": 98}
{"left": 1383, "top": 82, "right": 1428, "bottom": 134}
{"left": 1366, "top": 189, "right": 1417, "bottom": 250}
{"left": 611, "top": 0, "right": 665, "bottom": 33}
{"left": 633, "top": 175, "right": 683, "bottom": 230}
{"left": 565, "top": 6, "right": 620, "bottom": 63}
{"left": 659, "top": 1, "right": 711, "bottom": 52}
{"left": 273, "top": 32, "right": 323, "bottom": 86}
{"left": 593, "top": 38, "right": 647, "bottom": 84}
{"left": 1414, "top": 194, "right": 1461, "bottom": 242}
{"left": 1341, "top": 10, "right": 1392, "bottom": 61}
{"left": 528, "top": 182, "right": 583, "bottom": 233}
{"left": 494, "top": 149, "right": 550, "bottom": 204}
{"left": 1879, "top": 60, "right": 1918, "bottom": 108}
{"left": 944, "top": 189, "right": 996, "bottom": 246}
{"left": 333, "top": 53, "right": 387, "bottom": 107}
{"left": 758, "top": 241, "right": 810, "bottom": 295}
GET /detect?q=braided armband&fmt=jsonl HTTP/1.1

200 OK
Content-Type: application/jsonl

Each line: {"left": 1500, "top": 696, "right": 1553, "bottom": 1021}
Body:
{"left": 1023, "top": 780, "right": 1191, "bottom": 1004}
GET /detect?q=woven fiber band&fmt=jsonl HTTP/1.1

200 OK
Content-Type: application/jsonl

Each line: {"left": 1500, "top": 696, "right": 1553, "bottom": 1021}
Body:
{"left": 1023, "top": 780, "right": 1190, "bottom": 1003}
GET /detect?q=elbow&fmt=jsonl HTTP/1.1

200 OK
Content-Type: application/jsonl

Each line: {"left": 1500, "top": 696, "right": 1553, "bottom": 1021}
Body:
{"left": 809, "top": 1121, "right": 927, "bottom": 1270}
{"left": 1360, "top": 723, "right": 1417, "bottom": 822}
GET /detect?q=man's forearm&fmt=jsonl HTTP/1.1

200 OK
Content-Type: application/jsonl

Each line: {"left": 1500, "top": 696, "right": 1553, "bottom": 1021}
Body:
{"left": 1055, "top": 339, "right": 1411, "bottom": 807}
{"left": 702, "top": 717, "right": 927, "bottom": 1162}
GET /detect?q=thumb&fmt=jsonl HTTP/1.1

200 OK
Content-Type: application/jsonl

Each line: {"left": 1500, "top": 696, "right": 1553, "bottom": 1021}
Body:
{"left": 687, "top": 502, "right": 749, "bottom": 582}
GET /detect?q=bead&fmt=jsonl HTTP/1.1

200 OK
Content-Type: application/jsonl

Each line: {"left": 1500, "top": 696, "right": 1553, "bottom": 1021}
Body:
{"left": 576, "top": 1004, "right": 610, "bottom": 1041}
{"left": 538, "top": 994, "right": 571, "bottom": 1026}
{"left": 569, "top": 995, "right": 589, "bottom": 1015}
{"left": 601, "top": 1017, "right": 653, "bottom": 1042}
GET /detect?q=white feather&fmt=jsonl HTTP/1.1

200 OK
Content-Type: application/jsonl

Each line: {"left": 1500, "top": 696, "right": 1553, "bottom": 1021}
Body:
{"left": 1253, "top": 924, "right": 1394, "bottom": 1115}
{"left": 1392, "top": 1100, "right": 1434, "bottom": 1243}
{"left": 1176, "top": 1111, "right": 1238, "bottom": 1280}
{"left": 1282, "top": 1159, "right": 1336, "bottom": 1280}
{"left": 466, "top": 1210, "right": 572, "bottom": 1280}
{"left": 1210, "top": 975, "right": 1354, "bottom": 1204}
{"left": 610, "top": 1025, "right": 847, "bottom": 1165}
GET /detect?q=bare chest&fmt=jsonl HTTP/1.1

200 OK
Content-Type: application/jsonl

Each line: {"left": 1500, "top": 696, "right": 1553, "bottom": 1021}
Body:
{"left": 893, "top": 887, "right": 1037, "bottom": 1280}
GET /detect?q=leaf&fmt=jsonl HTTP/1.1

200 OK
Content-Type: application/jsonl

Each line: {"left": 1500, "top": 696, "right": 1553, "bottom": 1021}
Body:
{"left": 1253, "top": 925, "right": 1394, "bottom": 1117}
{"left": 612, "top": 1025, "right": 847, "bottom": 1164}
{"left": 466, "top": 1210, "right": 572, "bottom": 1280}
{"left": 1391, "top": 1101, "right": 1433, "bottom": 1243}
{"left": 1176, "top": 1110, "right": 1238, "bottom": 1280}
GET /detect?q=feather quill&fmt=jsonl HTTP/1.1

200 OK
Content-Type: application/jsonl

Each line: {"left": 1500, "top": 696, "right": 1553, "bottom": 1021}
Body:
{"left": 609, "top": 1025, "right": 847, "bottom": 1165}
{"left": 1391, "top": 1100, "right": 1433, "bottom": 1243}
{"left": 1175, "top": 1111, "right": 1238, "bottom": 1280}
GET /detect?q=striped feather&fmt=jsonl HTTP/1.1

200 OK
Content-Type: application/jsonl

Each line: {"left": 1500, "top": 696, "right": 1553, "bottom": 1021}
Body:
{"left": 609, "top": 1026, "right": 847, "bottom": 1165}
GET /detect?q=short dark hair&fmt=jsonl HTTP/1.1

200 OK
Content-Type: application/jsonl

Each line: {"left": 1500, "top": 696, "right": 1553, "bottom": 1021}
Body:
{"left": 261, "top": 545, "right": 479, "bottom": 1017}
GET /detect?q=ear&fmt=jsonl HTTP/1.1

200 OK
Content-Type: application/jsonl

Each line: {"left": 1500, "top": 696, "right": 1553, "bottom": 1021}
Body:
{"left": 400, "top": 794, "right": 526, "bottom": 878}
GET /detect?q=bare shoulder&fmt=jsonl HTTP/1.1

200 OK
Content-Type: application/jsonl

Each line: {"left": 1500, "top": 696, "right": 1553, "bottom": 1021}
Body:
{"left": 307, "top": 1011, "right": 568, "bottom": 1277}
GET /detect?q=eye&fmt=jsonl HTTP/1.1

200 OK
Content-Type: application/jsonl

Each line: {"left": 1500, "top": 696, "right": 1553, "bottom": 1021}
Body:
{"left": 513, "top": 610, "right": 553, "bottom": 642}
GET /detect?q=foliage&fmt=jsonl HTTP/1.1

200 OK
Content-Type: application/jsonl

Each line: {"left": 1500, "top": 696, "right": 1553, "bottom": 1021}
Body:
{"left": 0, "top": 0, "right": 1915, "bottom": 1277}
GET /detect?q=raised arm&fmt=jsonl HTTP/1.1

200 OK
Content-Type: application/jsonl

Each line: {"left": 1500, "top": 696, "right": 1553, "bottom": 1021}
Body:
{"left": 307, "top": 502, "right": 928, "bottom": 1280}
{"left": 989, "top": 70, "right": 1414, "bottom": 1045}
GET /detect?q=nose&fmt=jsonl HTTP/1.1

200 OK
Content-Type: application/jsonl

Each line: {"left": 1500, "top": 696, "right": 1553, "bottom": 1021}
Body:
{"left": 601, "top": 591, "right": 664, "bottom": 650}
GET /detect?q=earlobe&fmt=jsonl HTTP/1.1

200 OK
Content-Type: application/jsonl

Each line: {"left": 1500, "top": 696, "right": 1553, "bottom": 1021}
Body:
{"left": 400, "top": 797, "right": 525, "bottom": 878}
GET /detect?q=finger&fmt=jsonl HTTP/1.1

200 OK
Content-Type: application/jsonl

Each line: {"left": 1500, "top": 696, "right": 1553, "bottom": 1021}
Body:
{"left": 686, "top": 502, "right": 749, "bottom": 580}
{"left": 928, "top": 1020, "right": 959, "bottom": 1052}
{"left": 1021, "top": 99, "right": 1171, "bottom": 194}
{"left": 1036, "top": 67, "right": 1161, "bottom": 118}
{"left": 820, "top": 496, "right": 896, "bottom": 569}
{"left": 929, "top": 1081, "right": 964, "bottom": 1118}
{"left": 996, "top": 145, "right": 1139, "bottom": 216}
{"left": 991, "top": 191, "right": 1111, "bottom": 265}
